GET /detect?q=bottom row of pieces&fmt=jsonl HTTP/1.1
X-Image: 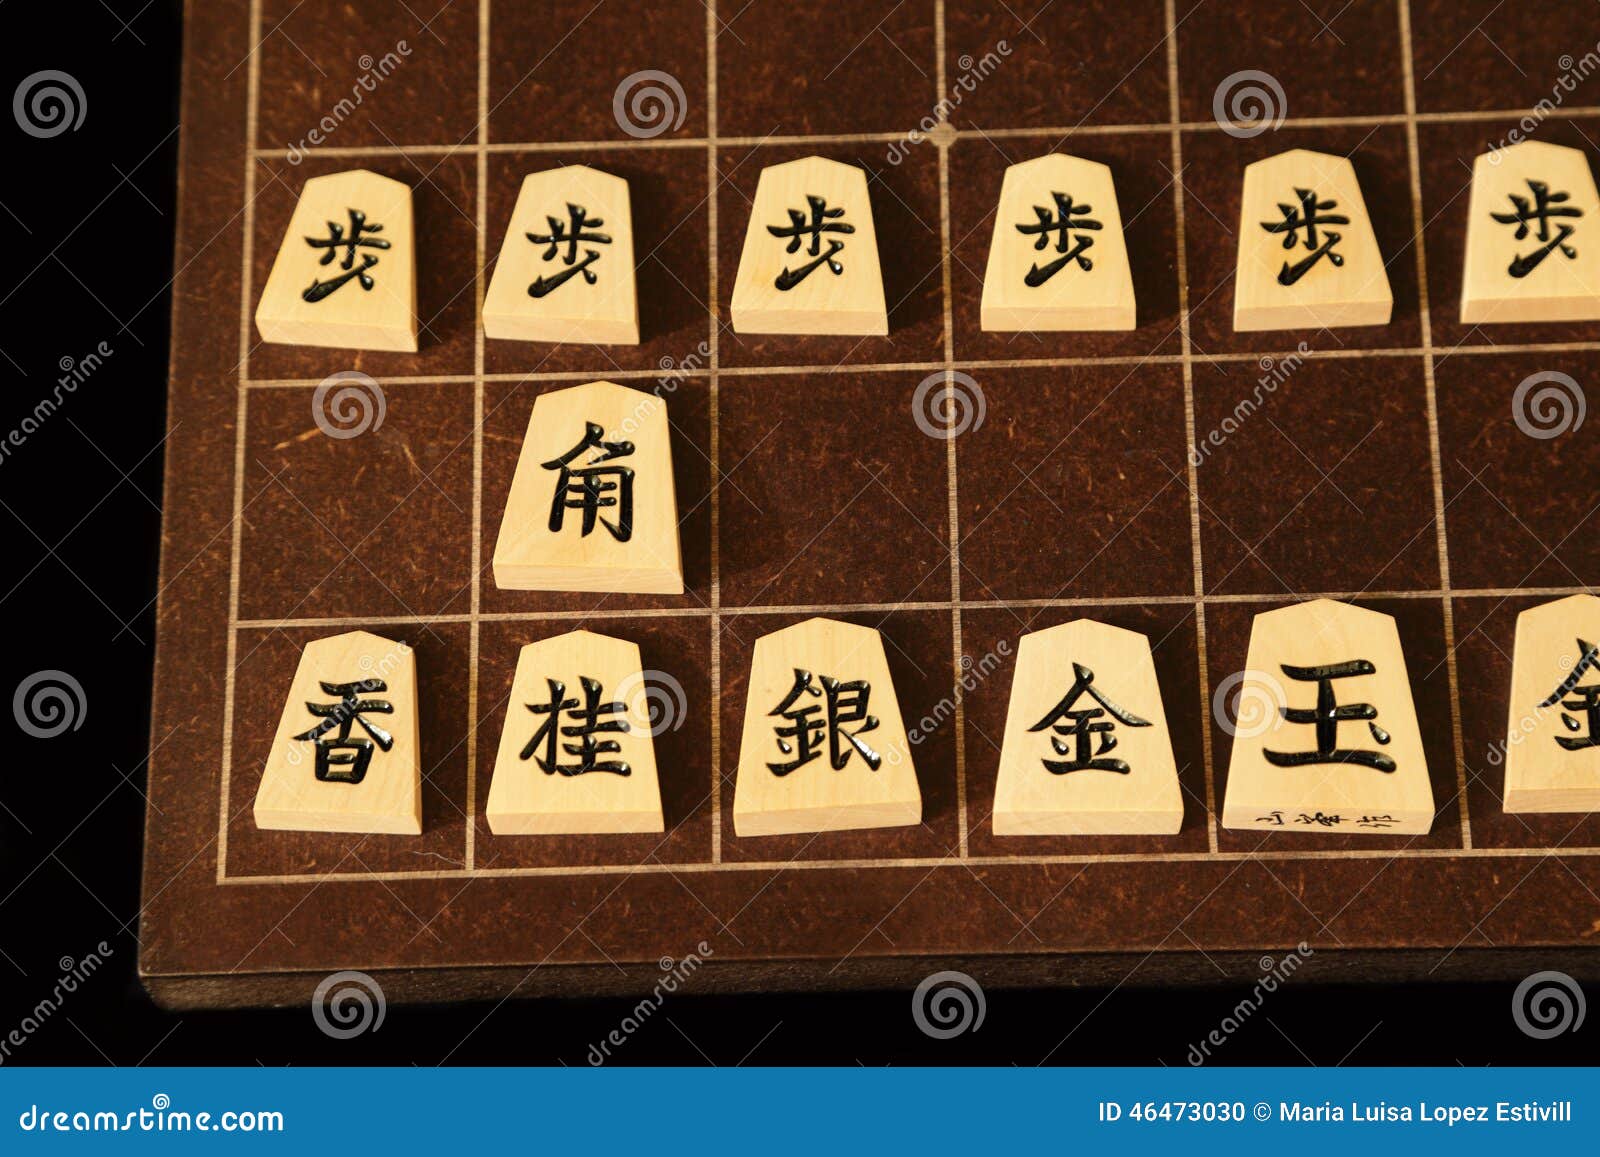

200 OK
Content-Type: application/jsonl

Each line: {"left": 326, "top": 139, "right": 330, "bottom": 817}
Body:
{"left": 251, "top": 595, "right": 1600, "bottom": 840}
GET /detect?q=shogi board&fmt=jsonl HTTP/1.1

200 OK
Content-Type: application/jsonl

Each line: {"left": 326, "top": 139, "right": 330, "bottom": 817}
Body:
{"left": 142, "top": 0, "right": 1600, "bottom": 1009}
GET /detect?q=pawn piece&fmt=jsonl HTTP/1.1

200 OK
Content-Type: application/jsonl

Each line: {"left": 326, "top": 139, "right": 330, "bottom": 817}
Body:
{"left": 483, "top": 165, "right": 640, "bottom": 345}
{"left": 1461, "top": 140, "right": 1600, "bottom": 324}
{"left": 255, "top": 169, "right": 418, "bottom": 352}
{"left": 1233, "top": 149, "right": 1392, "bottom": 332}
{"left": 731, "top": 156, "right": 888, "bottom": 335}
{"left": 1503, "top": 594, "right": 1600, "bottom": 812}
{"left": 253, "top": 630, "right": 422, "bottom": 834}
{"left": 992, "top": 619, "right": 1182, "bottom": 835}
{"left": 733, "top": 617, "right": 920, "bottom": 836}
{"left": 486, "top": 630, "right": 666, "bottom": 835}
{"left": 981, "top": 153, "right": 1136, "bottom": 332}
{"left": 1220, "top": 599, "right": 1433, "bottom": 835}
{"left": 492, "top": 380, "right": 682, "bottom": 595}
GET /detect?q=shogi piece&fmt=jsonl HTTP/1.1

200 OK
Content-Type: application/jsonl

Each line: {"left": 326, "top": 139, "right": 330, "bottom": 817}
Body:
{"left": 1460, "top": 141, "right": 1600, "bottom": 324}
{"left": 992, "top": 620, "right": 1182, "bottom": 835}
{"left": 483, "top": 165, "right": 640, "bottom": 345}
{"left": 486, "top": 630, "right": 666, "bottom": 835}
{"left": 492, "top": 380, "right": 682, "bottom": 594}
{"left": 733, "top": 617, "right": 920, "bottom": 836}
{"left": 1233, "top": 149, "right": 1392, "bottom": 332}
{"left": 253, "top": 630, "right": 422, "bottom": 834}
{"left": 1220, "top": 599, "right": 1433, "bottom": 835}
{"left": 980, "top": 153, "right": 1136, "bottom": 332}
{"left": 1503, "top": 594, "right": 1600, "bottom": 812}
{"left": 254, "top": 169, "right": 417, "bottom": 352}
{"left": 730, "top": 155, "right": 888, "bottom": 335}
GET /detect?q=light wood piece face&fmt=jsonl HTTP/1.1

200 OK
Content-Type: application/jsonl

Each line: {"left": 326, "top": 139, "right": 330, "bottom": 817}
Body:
{"left": 1460, "top": 141, "right": 1600, "bottom": 324}
{"left": 1233, "top": 149, "right": 1392, "bottom": 332}
{"left": 492, "top": 380, "right": 682, "bottom": 594}
{"left": 253, "top": 630, "right": 422, "bottom": 834}
{"left": 1504, "top": 594, "right": 1600, "bottom": 813}
{"left": 730, "top": 156, "right": 888, "bottom": 335}
{"left": 981, "top": 153, "right": 1136, "bottom": 332}
{"left": 1220, "top": 599, "right": 1434, "bottom": 835}
{"left": 733, "top": 617, "right": 920, "bottom": 836}
{"left": 485, "top": 630, "right": 666, "bottom": 835}
{"left": 255, "top": 169, "right": 418, "bottom": 352}
{"left": 483, "top": 165, "right": 640, "bottom": 345}
{"left": 992, "top": 620, "right": 1183, "bottom": 835}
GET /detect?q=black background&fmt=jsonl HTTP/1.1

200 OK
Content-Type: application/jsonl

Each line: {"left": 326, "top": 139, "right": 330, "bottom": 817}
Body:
{"left": 0, "top": 2, "right": 1588, "bottom": 1068}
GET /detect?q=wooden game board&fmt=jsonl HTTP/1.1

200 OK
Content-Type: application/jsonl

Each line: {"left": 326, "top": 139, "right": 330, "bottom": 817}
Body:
{"left": 141, "top": 0, "right": 1600, "bottom": 1008}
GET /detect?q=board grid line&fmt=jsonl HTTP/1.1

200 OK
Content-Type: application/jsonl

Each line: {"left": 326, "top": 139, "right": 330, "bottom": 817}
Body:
{"left": 212, "top": 0, "right": 1600, "bottom": 886}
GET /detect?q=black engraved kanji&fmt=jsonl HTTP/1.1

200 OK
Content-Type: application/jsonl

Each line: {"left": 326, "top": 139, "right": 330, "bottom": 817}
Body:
{"left": 1015, "top": 192, "right": 1102, "bottom": 286}
{"left": 1261, "top": 188, "right": 1349, "bottom": 286}
{"left": 302, "top": 208, "right": 391, "bottom": 302}
{"left": 1537, "top": 637, "right": 1600, "bottom": 751}
{"left": 527, "top": 203, "right": 613, "bottom": 298}
{"left": 767, "top": 668, "right": 881, "bottom": 776}
{"left": 1263, "top": 660, "right": 1396, "bottom": 772}
{"left": 541, "top": 421, "right": 635, "bottom": 543}
{"left": 767, "top": 195, "right": 855, "bottom": 290}
{"left": 292, "top": 678, "right": 395, "bottom": 784}
{"left": 1027, "top": 662, "right": 1151, "bottom": 775}
{"left": 520, "top": 676, "right": 631, "bottom": 776}
{"left": 1492, "top": 179, "right": 1582, "bottom": 278}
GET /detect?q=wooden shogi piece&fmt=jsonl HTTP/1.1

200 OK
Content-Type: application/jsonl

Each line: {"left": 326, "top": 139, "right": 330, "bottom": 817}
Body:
{"left": 483, "top": 164, "right": 640, "bottom": 345}
{"left": 992, "top": 619, "right": 1183, "bottom": 835}
{"left": 1460, "top": 140, "right": 1600, "bottom": 324}
{"left": 253, "top": 630, "right": 422, "bottom": 834}
{"left": 1233, "top": 149, "right": 1392, "bottom": 332}
{"left": 1220, "top": 599, "right": 1434, "bottom": 835}
{"left": 981, "top": 153, "right": 1136, "bottom": 332}
{"left": 730, "top": 155, "right": 888, "bottom": 335}
{"left": 1504, "top": 594, "right": 1600, "bottom": 812}
{"left": 254, "top": 169, "right": 418, "bottom": 352}
{"left": 485, "top": 630, "right": 666, "bottom": 835}
{"left": 733, "top": 617, "right": 920, "bottom": 836}
{"left": 492, "top": 379, "right": 682, "bottom": 595}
